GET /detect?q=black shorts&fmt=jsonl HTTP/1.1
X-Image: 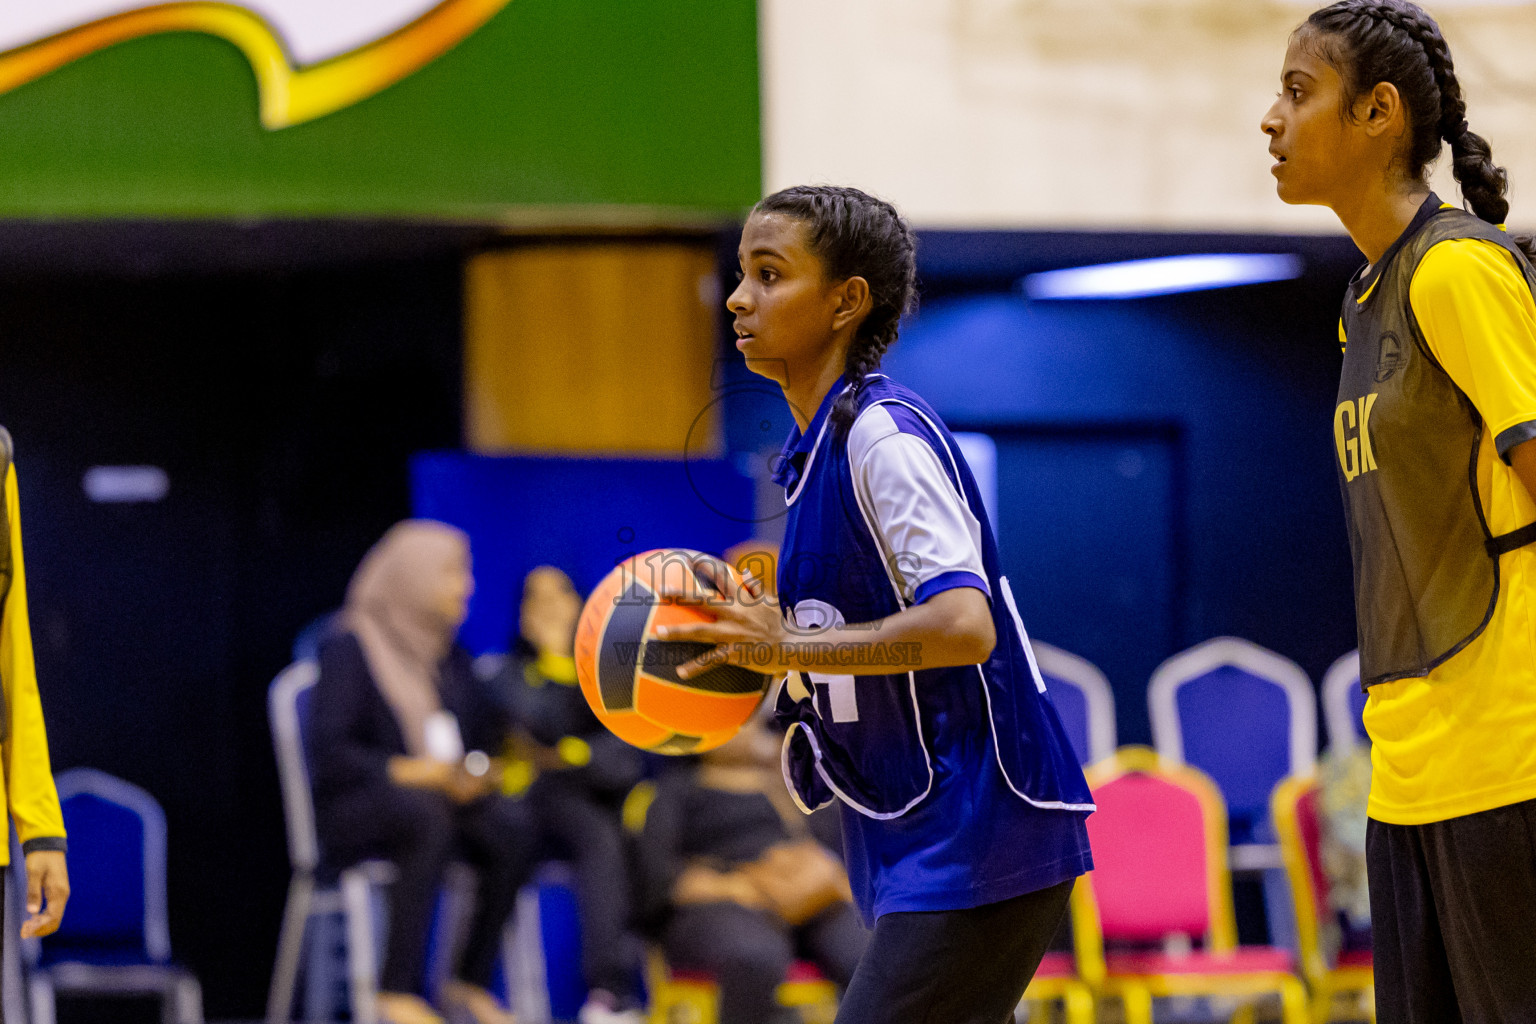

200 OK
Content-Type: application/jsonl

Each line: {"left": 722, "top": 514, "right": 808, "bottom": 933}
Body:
{"left": 1368, "top": 797, "right": 1536, "bottom": 1023}
{"left": 833, "top": 878, "right": 1073, "bottom": 1024}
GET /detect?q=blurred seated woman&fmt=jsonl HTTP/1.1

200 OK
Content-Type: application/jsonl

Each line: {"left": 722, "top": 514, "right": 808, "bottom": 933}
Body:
{"left": 309, "top": 520, "right": 534, "bottom": 1024}
{"left": 636, "top": 714, "right": 868, "bottom": 1024}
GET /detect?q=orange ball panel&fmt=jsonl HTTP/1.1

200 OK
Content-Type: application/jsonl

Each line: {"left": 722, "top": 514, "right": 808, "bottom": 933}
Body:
{"left": 634, "top": 674, "right": 764, "bottom": 736}
{"left": 574, "top": 548, "right": 765, "bottom": 754}
{"left": 598, "top": 709, "right": 676, "bottom": 751}
{"left": 574, "top": 600, "right": 606, "bottom": 710}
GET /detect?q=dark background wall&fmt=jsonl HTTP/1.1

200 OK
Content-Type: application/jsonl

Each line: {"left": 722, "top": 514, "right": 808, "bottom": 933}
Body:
{"left": 0, "top": 225, "right": 1364, "bottom": 1016}
{"left": 0, "top": 254, "right": 463, "bottom": 1016}
{"left": 898, "top": 258, "right": 1363, "bottom": 744}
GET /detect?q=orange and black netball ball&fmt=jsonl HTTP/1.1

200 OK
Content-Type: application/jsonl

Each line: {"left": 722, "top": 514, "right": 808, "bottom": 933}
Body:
{"left": 574, "top": 549, "right": 772, "bottom": 754}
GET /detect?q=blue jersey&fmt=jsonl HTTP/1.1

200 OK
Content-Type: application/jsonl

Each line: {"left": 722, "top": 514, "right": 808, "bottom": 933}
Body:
{"left": 772, "top": 375, "right": 1094, "bottom": 923}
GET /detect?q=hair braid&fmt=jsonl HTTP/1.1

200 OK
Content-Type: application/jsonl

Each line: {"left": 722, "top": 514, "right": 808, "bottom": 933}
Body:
{"left": 1305, "top": 1, "right": 1534, "bottom": 258}
{"left": 755, "top": 185, "right": 918, "bottom": 432}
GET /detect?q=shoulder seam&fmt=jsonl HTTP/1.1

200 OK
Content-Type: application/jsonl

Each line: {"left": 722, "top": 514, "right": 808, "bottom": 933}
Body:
{"left": 846, "top": 403, "right": 901, "bottom": 471}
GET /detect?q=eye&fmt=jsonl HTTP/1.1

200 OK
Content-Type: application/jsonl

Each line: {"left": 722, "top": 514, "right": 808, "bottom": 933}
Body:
{"left": 734, "top": 268, "right": 744, "bottom": 282}
{"left": 759, "top": 267, "right": 778, "bottom": 283}
{"left": 1289, "top": 86, "right": 1303, "bottom": 101}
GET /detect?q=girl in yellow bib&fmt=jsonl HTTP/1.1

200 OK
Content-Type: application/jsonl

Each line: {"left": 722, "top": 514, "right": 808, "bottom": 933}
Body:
{"left": 0, "top": 427, "right": 70, "bottom": 948}
{"left": 1263, "top": 2, "right": 1536, "bottom": 1017}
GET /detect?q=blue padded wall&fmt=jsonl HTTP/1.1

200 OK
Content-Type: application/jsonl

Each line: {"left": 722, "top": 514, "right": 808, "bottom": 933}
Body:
{"left": 411, "top": 453, "right": 755, "bottom": 655}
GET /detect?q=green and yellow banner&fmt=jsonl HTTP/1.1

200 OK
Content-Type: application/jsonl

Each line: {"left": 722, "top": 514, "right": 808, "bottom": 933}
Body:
{"left": 0, "top": 0, "right": 760, "bottom": 217}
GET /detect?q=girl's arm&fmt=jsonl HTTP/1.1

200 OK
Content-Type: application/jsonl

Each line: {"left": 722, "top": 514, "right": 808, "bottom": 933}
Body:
{"left": 661, "top": 575, "right": 995, "bottom": 679}
{"left": 1512, "top": 440, "right": 1536, "bottom": 504}
{"left": 666, "top": 412, "right": 1002, "bottom": 679}
{"left": 1410, "top": 240, "right": 1536, "bottom": 502}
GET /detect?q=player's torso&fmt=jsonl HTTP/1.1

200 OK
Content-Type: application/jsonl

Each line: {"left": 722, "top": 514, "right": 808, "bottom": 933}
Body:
{"left": 773, "top": 378, "right": 1092, "bottom": 820}
{"left": 776, "top": 394, "right": 939, "bottom": 817}
{"left": 1337, "top": 206, "right": 1536, "bottom": 687}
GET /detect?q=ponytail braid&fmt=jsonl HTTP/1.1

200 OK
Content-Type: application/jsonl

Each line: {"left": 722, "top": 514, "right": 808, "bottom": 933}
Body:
{"left": 1305, "top": 0, "right": 1535, "bottom": 259}
{"left": 755, "top": 186, "right": 918, "bottom": 432}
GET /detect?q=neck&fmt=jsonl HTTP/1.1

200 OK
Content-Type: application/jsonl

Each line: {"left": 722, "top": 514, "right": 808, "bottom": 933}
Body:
{"left": 1330, "top": 180, "right": 1430, "bottom": 265}
{"left": 783, "top": 336, "right": 855, "bottom": 432}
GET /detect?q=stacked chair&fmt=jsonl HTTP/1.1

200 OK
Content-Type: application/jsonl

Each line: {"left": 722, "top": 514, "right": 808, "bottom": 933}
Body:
{"left": 19, "top": 768, "right": 204, "bottom": 1024}
{"left": 1017, "top": 642, "right": 1115, "bottom": 1022}
{"left": 1321, "top": 652, "right": 1368, "bottom": 752}
{"left": 1019, "top": 640, "right": 1374, "bottom": 1023}
{"left": 1074, "top": 747, "right": 1308, "bottom": 1023}
{"left": 1016, "top": 912, "right": 1098, "bottom": 1024}
{"left": 267, "top": 661, "right": 527, "bottom": 1024}
{"left": 1033, "top": 641, "right": 1118, "bottom": 767}
{"left": 268, "top": 659, "right": 399, "bottom": 1024}
{"left": 1272, "top": 776, "right": 1375, "bottom": 1023}
{"left": 645, "top": 954, "right": 839, "bottom": 1024}
{"left": 1149, "top": 638, "right": 1318, "bottom": 957}
{"left": 1148, "top": 638, "right": 1317, "bottom": 871}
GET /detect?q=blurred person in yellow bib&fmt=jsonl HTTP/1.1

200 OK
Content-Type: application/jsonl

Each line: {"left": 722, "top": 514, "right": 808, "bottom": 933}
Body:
{"left": 0, "top": 427, "right": 70, "bottom": 952}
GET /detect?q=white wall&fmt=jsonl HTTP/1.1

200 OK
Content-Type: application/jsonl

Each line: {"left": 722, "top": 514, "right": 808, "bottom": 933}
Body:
{"left": 762, "top": 0, "right": 1536, "bottom": 231}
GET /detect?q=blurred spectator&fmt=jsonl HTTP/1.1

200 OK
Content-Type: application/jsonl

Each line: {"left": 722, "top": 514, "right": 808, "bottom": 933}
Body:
{"left": 309, "top": 520, "right": 534, "bottom": 1024}
{"left": 1318, "top": 742, "right": 1373, "bottom": 958}
{"left": 635, "top": 714, "right": 867, "bottom": 1024}
{"left": 497, "top": 566, "right": 646, "bottom": 1024}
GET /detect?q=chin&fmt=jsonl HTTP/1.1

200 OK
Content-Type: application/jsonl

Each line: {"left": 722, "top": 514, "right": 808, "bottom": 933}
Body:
{"left": 1275, "top": 183, "right": 1309, "bottom": 206}
{"left": 1274, "top": 176, "right": 1322, "bottom": 207}
{"left": 743, "top": 356, "right": 787, "bottom": 386}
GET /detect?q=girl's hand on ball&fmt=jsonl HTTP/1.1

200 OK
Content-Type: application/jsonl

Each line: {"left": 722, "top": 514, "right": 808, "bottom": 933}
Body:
{"left": 656, "top": 563, "right": 791, "bottom": 679}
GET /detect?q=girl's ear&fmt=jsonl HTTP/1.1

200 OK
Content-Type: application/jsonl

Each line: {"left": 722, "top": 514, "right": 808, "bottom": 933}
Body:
{"left": 831, "top": 276, "right": 873, "bottom": 332}
{"left": 1359, "top": 80, "right": 1404, "bottom": 139}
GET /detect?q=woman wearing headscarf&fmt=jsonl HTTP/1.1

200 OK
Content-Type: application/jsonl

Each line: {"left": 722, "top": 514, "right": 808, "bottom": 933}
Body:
{"left": 310, "top": 520, "right": 533, "bottom": 1024}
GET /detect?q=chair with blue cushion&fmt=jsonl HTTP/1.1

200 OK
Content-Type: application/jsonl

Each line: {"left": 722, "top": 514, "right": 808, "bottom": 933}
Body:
{"left": 20, "top": 767, "right": 203, "bottom": 1024}
{"left": 1032, "top": 642, "right": 1117, "bottom": 767}
{"left": 1149, "top": 638, "right": 1318, "bottom": 951}
{"left": 268, "top": 659, "right": 395, "bottom": 1024}
{"left": 268, "top": 660, "right": 536, "bottom": 1024}
{"left": 1322, "top": 651, "right": 1368, "bottom": 752}
{"left": 1149, "top": 637, "right": 1317, "bottom": 863}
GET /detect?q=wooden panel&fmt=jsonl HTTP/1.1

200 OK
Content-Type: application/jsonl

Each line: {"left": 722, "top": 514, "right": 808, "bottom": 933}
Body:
{"left": 465, "top": 241, "right": 720, "bottom": 455}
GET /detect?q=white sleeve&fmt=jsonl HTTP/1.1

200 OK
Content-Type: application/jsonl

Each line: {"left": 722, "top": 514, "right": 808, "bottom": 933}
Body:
{"left": 848, "top": 405, "right": 990, "bottom": 605}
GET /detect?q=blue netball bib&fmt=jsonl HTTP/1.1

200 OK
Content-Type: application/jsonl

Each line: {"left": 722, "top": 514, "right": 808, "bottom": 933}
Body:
{"left": 772, "top": 376, "right": 1095, "bottom": 820}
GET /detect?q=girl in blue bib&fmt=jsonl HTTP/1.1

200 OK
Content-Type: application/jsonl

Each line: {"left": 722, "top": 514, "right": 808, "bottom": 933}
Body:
{"left": 660, "top": 186, "right": 1094, "bottom": 1023}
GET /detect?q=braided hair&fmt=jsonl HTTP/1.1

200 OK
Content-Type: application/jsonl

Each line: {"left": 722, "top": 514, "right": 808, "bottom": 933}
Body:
{"left": 1303, "top": 0, "right": 1535, "bottom": 258}
{"left": 754, "top": 185, "right": 918, "bottom": 432}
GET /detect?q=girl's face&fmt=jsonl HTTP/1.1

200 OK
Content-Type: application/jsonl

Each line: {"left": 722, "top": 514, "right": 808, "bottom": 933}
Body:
{"left": 727, "top": 211, "right": 846, "bottom": 387}
{"left": 1261, "top": 33, "right": 1370, "bottom": 208}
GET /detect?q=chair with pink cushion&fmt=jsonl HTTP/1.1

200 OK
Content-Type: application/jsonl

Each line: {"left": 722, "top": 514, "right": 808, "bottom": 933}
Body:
{"left": 645, "top": 951, "right": 839, "bottom": 1024}
{"left": 1017, "top": 886, "right": 1097, "bottom": 1024}
{"left": 1272, "top": 776, "right": 1375, "bottom": 1023}
{"left": 1073, "top": 747, "right": 1308, "bottom": 1024}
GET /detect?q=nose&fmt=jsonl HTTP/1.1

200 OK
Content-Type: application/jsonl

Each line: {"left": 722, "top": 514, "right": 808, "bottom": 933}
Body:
{"left": 726, "top": 277, "right": 751, "bottom": 314}
{"left": 1261, "top": 101, "right": 1282, "bottom": 138}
